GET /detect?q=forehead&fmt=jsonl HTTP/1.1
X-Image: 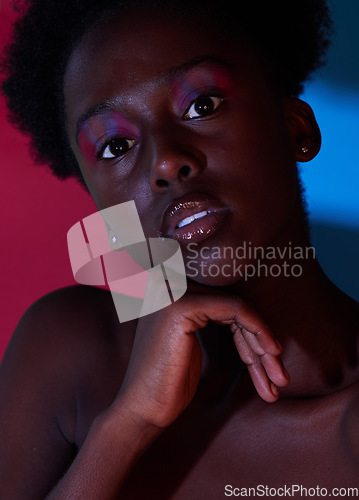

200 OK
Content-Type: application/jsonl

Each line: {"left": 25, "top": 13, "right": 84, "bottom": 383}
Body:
{"left": 63, "top": 7, "right": 262, "bottom": 135}
{"left": 65, "top": 6, "right": 237, "bottom": 73}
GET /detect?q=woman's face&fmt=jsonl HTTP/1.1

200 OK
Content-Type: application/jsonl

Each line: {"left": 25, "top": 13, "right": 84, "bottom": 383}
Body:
{"left": 64, "top": 7, "right": 302, "bottom": 286}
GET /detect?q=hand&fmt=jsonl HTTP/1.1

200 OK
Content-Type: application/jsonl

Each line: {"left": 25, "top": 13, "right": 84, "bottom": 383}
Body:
{"left": 115, "top": 291, "right": 289, "bottom": 429}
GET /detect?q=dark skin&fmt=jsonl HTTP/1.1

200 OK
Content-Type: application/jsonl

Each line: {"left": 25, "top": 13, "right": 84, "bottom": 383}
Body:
{"left": 1, "top": 7, "right": 359, "bottom": 499}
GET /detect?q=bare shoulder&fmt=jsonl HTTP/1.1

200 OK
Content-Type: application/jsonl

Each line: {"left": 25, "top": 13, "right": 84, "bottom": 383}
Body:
{"left": 0, "top": 285, "right": 135, "bottom": 443}
{"left": 3, "top": 285, "right": 130, "bottom": 366}
{"left": 0, "top": 286, "right": 136, "bottom": 498}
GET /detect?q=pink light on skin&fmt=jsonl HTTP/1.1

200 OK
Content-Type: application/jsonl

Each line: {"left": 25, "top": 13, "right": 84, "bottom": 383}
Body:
{"left": 171, "top": 64, "right": 236, "bottom": 116}
{"left": 78, "top": 112, "right": 138, "bottom": 163}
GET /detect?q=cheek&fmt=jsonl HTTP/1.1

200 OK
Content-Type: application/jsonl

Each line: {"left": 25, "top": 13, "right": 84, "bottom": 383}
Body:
{"left": 77, "top": 161, "right": 149, "bottom": 216}
{"left": 221, "top": 102, "right": 297, "bottom": 201}
{"left": 202, "top": 106, "right": 298, "bottom": 253}
{"left": 73, "top": 140, "right": 141, "bottom": 210}
{"left": 73, "top": 157, "right": 118, "bottom": 210}
{"left": 232, "top": 142, "right": 298, "bottom": 243}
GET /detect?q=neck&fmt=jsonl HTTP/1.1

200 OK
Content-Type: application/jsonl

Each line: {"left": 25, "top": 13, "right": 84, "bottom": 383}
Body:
{"left": 228, "top": 239, "right": 359, "bottom": 397}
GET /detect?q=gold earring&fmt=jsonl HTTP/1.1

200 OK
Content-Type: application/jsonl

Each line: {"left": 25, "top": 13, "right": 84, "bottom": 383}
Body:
{"left": 301, "top": 146, "right": 309, "bottom": 154}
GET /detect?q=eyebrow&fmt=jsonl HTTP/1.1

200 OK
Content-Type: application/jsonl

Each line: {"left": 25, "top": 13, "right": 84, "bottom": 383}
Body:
{"left": 76, "top": 55, "right": 231, "bottom": 138}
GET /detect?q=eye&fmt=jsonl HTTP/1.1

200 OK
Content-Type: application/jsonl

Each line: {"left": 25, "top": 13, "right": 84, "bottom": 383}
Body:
{"left": 184, "top": 95, "right": 223, "bottom": 120}
{"left": 98, "top": 137, "right": 135, "bottom": 160}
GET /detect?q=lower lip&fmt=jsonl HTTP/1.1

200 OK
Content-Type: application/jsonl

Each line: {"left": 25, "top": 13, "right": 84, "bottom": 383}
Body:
{"left": 170, "top": 209, "right": 229, "bottom": 244}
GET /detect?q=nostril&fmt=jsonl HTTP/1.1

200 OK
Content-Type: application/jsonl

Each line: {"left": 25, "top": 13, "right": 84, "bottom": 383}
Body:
{"left": 180, "top": 165, "right": 191, "bottom": 178}
{"left": 156, "top": 179, "right": 169, "bottom": 188}
{"left": 155, "top": 165, "right": 191, "bottom": 188}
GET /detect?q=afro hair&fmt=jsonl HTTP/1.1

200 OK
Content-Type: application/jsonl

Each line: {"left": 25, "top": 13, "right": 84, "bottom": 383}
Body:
{"left": 1, "top": 0, "right": 333, "bottom": 181}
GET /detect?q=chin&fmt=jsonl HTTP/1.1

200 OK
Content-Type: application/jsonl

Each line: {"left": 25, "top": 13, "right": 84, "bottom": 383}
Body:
{"left": 185, "top": 261, "right": 244, "bottom": 288}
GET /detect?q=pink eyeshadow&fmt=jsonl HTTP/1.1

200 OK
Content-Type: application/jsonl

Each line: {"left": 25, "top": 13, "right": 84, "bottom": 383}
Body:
{"left": 78, "top": 112, "right": 138, "bottom": 162}
{"left": 171, "top": 65, "right": 234, "bottom": 113}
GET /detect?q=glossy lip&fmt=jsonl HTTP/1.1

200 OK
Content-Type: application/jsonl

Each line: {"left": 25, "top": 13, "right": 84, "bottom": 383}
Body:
{"left": 160, "top": 193, "right": 229, "bottom": 244}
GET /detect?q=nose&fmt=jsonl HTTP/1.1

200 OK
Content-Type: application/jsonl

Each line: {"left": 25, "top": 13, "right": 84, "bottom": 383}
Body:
{"left": 147, "top": 126, "right": 205, "bottom": 191}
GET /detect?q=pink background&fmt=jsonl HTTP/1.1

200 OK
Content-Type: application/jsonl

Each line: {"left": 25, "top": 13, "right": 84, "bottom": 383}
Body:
{"left": 0, "top": 1, "right": 96, "bottom": 359}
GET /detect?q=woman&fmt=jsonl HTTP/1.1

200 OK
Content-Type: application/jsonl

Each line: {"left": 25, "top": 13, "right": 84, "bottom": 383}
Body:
{"left": 1, "top": 0, "right": 358, "bottom": 498}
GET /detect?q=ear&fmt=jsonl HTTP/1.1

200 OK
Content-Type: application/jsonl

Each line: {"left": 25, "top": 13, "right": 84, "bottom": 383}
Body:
{"left": 283, "top": 97, "right": 322, "bottom": 163}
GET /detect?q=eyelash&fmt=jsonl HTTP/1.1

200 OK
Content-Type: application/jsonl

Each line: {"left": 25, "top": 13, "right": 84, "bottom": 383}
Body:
{"left": 97, "top": 138, "right": 136, "bottom": 161}
{"left": 183, "top": 93, "right": 224, "bottom": 120}
{"left": 96, "top": 93, "right": 224, "bottom": 160}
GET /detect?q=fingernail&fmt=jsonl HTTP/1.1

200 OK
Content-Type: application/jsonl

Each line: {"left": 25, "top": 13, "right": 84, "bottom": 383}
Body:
{"left": 271, "top": 382, "right": 279, "bottom": 397}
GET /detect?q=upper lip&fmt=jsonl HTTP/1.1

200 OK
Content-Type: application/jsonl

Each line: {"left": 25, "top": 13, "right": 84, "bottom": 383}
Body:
{"left": 160, "top": 193, "right": 229, "bottom": 236}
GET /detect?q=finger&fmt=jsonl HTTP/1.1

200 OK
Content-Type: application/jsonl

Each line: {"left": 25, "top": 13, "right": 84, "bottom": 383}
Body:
{"left": 180, "top": 294, "right": 282, "bottom": 357}
{"left": 232, "top": 328, "right": 280, "bottom": 402}
{"left": 248, "top": 362, "right": 279, "bottom": 403}
{"left": 248, "top": 361, "right": 280, "bottom": 403}
{"left": 239, "top": 327, "right": 289, "bottom": 387}
{"left": 232, "top": 300, "right": 282, "bottom": 356}
{"left": 238, "top": 325, "right": 266, "bottom": 356}
{"left": 258, "top": 352, "right": 289, "bottom": 388}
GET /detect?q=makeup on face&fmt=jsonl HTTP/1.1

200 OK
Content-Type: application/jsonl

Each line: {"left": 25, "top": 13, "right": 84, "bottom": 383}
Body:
{"left": 78, "top": 112, "right": 139, "bottom": 163}
{"left": 170, "top": 63, "right": 235, "bottom": 117}
{"left": 76, "top": 61, "right": 236, "bottom": 164}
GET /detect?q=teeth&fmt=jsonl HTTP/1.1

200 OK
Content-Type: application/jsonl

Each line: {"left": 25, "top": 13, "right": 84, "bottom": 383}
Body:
{"left": 178, "top": 215, "right": 196, "bottom": 228}
{"left": 194, "top": 210, "right": 209, "bottom": 220}
{"left": 178, "top": 210, "right": 209, "bottom": 228}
